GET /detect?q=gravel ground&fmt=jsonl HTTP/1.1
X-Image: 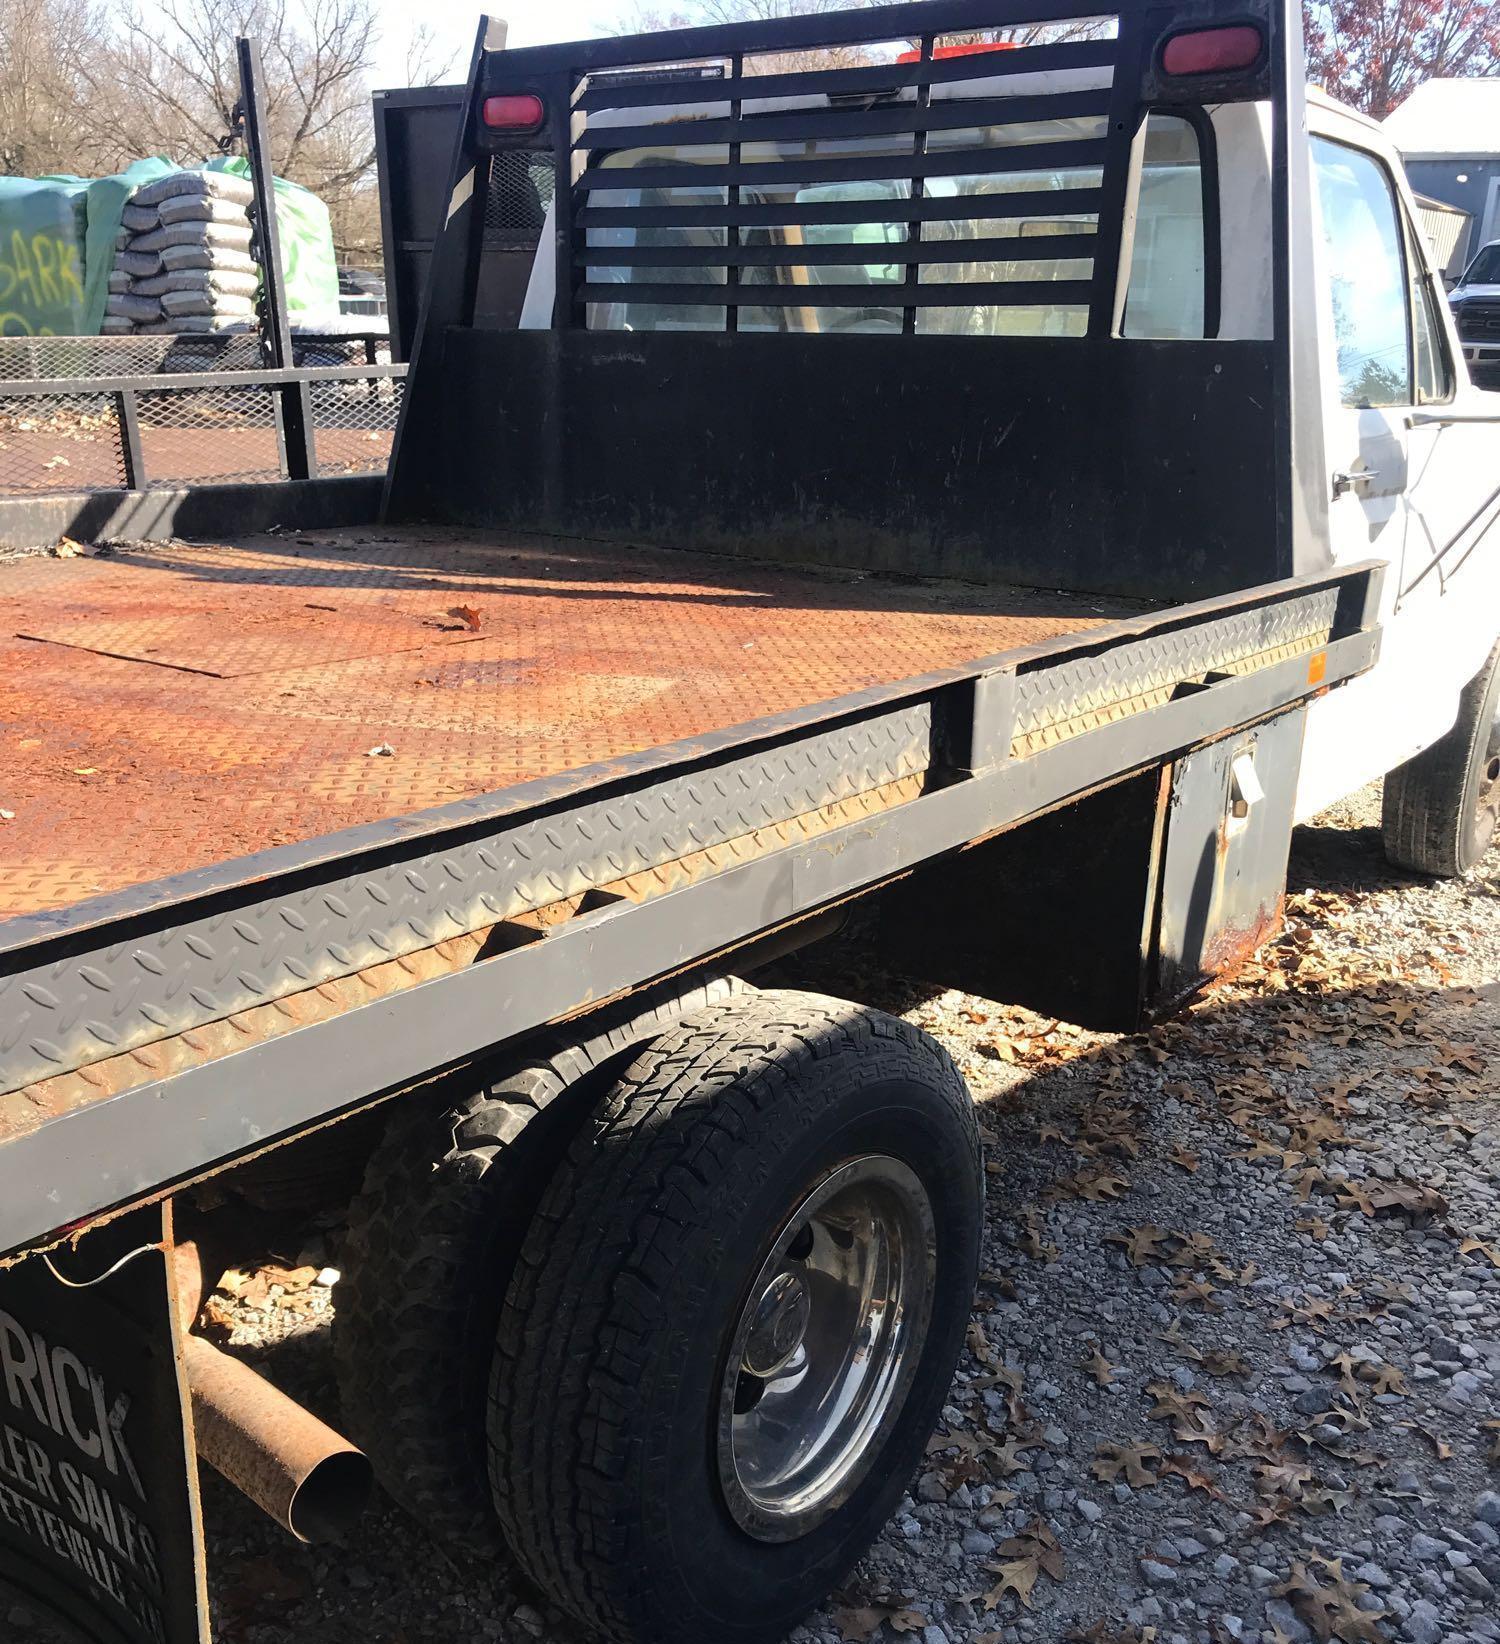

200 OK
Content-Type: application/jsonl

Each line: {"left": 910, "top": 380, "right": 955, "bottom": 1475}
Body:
{"left": 197, "top": 783, "right": 1500, "bottom": 1644}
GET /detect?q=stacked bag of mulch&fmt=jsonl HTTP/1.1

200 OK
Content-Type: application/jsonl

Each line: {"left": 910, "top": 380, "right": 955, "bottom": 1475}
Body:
{"left": 101, "top": 170, "right": 260, "bottom": 335}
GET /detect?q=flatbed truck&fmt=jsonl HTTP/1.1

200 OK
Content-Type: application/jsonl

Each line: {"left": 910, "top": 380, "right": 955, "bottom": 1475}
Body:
{"left": 1, "top": 1, "right": 1497, "bottom": 1640}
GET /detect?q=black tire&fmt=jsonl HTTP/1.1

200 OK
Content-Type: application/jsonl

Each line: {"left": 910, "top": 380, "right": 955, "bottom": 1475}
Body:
{"left": 1382, "top": 636, "right": 1500, "bottom": 877}
{"left": 488, "top": 989, "right": 982, "bottom": 1644}
{"left": 333, "top": 973, "right": 747, "bottom": 1546}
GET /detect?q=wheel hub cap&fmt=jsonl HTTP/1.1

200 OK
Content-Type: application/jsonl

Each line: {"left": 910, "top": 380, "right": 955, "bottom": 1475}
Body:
{"left": 716, "top": 1155, "right": 936, "bottom": 1542}
{"left": 742, "top": 1272, "right": 812, "bottom": 1377}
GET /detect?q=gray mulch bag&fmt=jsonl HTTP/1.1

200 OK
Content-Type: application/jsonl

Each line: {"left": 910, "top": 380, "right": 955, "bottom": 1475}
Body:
{"left": 138, "top": 315, "right": 255, "bottom": 334}
{"left": 115, "top": 249, "right": 163, "bottom": 278}
{"left": 130, "top": 169, "right": 255, "bottom": 209}
{"left": 105, "top": 292, "right": 162, "bottom": 323}
{"left": 100, "top": 315, "right": 134, "bottom": 334}
{"left": 159, "top": 289, "right": 256, "bottom": 318}
{"left": 121, "top": 203, "right": 160, "bottom": 233}
{"left": 107, "top": 270, "right": 132, "bottom": 294}
{"left": 158, "top": 195, "right": 249, "bottom": 227}
{"left": 160, "top": 244, "right": 257, "bottom": 274}
{"left": 129, "top": 220, "right": 254, "bottom": 253}
{"left": 131, "top": 268, "right": 260, "bottom": 299}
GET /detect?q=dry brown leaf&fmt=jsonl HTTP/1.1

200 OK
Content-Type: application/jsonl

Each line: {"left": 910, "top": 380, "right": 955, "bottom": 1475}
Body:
{"left": 1084, "top": 1344, "right": 1116, "bottom": 1386}
{"left": 1106, "top": 1224, "right": 1175, "bottom": 1266}
{"left": 1166, "top": 1145, "right": 1199, "bottom": 1172}
{"left": 1459, "top": 1235, "right": 1500, "bottom": 1268}
{"left": 1198, "top": 1348, "right": 1251, "bottom": 1378}
{"left": 1092, "top": 1440, "right": 1163, "bottom": 1487}
{"left": 1482, "top": 1418, "right": 1500, "bottom": 1464}
{"left": 447, "top": 603, "right": 484, "bottom": 630}
{"left": 1398, "top": 1421, "right": 1452, "bottom": 1460}
{"left": 1171, "top": 1276, "right": 1223, "bottom": 1312}
{"left": 1275, "top": 1556, "right": 1388, "bottom": 1642}
{"left": 1018, "top": 1211, "right": 1059, "bottom": 1264}
{"left": 1045, "top": 1167, "right": 1130, "bottom": 1203}
{"left": 1336, "top": 1180, "right": 1448, "bottom": 1220}
{"left": 982, "top": 1519, "right": 1064, "bottom": 1611}
{"left": 833, "top": 1603, "right": 928, "bottom": 1640}
{"left": 1160, "top": 1454, "right": 1227, "bottom": 1499}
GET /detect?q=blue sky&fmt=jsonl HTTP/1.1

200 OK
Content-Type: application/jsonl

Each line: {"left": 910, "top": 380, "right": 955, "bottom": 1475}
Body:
{"left": 371, "top": 1, "right": 620, "bottom": 89}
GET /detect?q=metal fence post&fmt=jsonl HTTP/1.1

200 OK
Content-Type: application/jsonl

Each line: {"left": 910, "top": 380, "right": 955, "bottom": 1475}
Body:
{"left": 116, "top": 389, "right": 146, "bottom": 490}
{"left": 237, "top": 36, "right": 315, "bottom": 480}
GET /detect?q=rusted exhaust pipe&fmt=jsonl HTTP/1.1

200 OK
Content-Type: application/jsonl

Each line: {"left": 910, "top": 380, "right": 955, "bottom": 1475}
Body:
{"left": 171, "top": 1240, "right": 371, "bottom": 1543}
{"left": 183, "top": 1333, "right": 372, "bottom": 1543}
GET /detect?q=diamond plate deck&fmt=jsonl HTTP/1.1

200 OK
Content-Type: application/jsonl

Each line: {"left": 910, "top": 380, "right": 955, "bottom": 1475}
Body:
{"left": 0, "top": 528, "right": 1137, "bottom": 923}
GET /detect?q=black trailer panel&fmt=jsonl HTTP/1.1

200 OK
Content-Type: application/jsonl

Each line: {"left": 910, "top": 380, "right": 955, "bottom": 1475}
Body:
{"left": 421, "top": 327, "right": 1283, "bottom": 602}
{"left": 373, "top": 84, "right": 550, "bottom": 359}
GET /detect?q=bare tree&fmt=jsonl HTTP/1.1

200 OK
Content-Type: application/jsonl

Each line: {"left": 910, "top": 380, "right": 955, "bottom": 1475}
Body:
{"left": 0, "top": 0, "right": 104, "bottom": 175}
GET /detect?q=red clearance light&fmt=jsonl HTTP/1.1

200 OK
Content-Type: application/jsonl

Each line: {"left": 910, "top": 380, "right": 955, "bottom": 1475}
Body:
{"left": 1160, "top": 24, "right": 1263, "bottom": 75}
{"left": 896, "top": 41, "right": 1019, "bottom": 62}
{"left": 482, "top": 93, "right": 545, "bottom": 132}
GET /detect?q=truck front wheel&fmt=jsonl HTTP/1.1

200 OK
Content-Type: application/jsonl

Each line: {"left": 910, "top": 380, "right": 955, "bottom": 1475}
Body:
{"left": 487, "top": 990, "right": 982, "bottom": 1644}
{"left": 1382, "top": 636, "right": 1500, "bottom": 877}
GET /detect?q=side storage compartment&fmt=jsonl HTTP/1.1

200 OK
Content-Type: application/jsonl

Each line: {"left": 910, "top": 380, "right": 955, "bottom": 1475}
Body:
{"left": 1152, "top": 705, "right": 1308, "bottom": 1012}
{"left": 880, "top": 706, "right": 1308, "bottom": 1029}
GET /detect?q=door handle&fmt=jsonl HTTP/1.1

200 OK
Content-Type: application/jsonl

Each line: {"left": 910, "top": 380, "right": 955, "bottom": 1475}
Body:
{"left": 1331, "top": 469, "right": 1373, "bottom": 498}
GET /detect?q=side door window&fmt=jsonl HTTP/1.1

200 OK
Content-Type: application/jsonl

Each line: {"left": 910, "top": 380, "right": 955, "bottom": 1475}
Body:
{"left": 1311, "top": 137, "right": 1411, "bottom": 408}
{"left": 1407, "top": 217, "right": 1456, "bottom": 405}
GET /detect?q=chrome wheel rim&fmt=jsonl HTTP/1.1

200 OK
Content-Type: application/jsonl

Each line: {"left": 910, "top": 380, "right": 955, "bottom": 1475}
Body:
{"left": 716, "top": 1154, "right": 936, "bottom": 1542}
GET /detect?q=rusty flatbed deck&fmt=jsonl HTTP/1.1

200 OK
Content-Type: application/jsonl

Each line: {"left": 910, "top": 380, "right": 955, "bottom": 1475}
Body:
{"left": 0, "top": 528, "right": 1140, "bottom": 920}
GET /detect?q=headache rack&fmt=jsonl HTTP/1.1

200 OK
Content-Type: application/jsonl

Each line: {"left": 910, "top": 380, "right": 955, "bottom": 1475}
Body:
{"left": 386, "top": 0, "right": 1330, "bottom": 606}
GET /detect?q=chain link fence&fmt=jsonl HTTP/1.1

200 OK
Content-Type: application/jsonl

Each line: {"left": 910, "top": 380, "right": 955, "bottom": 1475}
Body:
{"left": 0, "top": 333, "right": 403, "bottom": 495}
{"left": 0, "top": 392, "right": 129, "bottom": 494}
{"left": 307, "top": 376, "right": 405, "bottom": 476}
{"left": 0, "top": 332, "right": 392, "bottom": 384}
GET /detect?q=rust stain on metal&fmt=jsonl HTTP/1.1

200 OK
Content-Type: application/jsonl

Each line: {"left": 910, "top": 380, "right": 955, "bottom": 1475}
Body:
{"left": 1198, "top": 891, "right": 1286, "bottom": 985}
{"left": 182, "top": 1332, "right": 371, "bottom": 1543}
{"left": 0, "top": 528, "right": 1125, "bottom": 919}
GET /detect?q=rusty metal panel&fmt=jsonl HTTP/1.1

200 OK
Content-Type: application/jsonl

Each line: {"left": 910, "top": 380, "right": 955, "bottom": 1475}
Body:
{"left": 0, "top": 530, "right": 1119, "bottom": 923}
{"left": 1152, "top": 705, "right": 1308, "bottom": 1012}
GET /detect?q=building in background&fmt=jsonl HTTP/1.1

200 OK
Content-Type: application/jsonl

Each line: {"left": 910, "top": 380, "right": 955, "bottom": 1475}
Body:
{"left": 1387, "top": 78, "right": 1500, "bottom": 277}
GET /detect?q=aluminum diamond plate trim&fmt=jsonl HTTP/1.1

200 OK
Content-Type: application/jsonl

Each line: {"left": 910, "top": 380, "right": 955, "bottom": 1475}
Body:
{"left": 1011, "top": 589, "right": 1338, "bottom": 755}
{"left": 0, "top": 706, "right": 932, "bottom": 1095}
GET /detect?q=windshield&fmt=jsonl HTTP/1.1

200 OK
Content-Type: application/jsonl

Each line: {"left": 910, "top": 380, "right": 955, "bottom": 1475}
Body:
{"left": 1462, "top": 244, "right": 1500, "bottom": 285}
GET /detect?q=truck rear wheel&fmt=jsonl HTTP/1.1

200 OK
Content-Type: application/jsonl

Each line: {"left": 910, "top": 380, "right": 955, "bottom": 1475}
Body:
{"left": 488, "top": 990, "right": 982, "bottom": 1644}
{"left": 1382, "top": 636, "right": 1500, "bottom": 877}
{"left": 332, "top": 974, "right": 746, "bottom": 1547}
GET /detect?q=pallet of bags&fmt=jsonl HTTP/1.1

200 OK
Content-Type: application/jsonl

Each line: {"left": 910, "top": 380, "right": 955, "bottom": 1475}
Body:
{"left": 104, "top": 169, "right": 261, "bottom": 335}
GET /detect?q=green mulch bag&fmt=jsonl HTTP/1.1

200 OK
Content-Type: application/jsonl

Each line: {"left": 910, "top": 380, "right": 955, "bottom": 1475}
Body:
{"left": 0, "top": 158, "right": 175, "bottom": 337}
{"left": 205, "top": 157, "right": 341, "bottom": 325}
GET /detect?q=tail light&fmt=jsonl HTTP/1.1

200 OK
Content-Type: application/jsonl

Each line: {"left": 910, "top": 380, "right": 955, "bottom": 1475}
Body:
{"left": 482, "top": 93, "right": 546, "bottom": 133}
{"left": 1159, "top": 25, "right": 1263, "bottom": 75}
{"left": 895, "top": 41, "right": 1020, "bottom": 62}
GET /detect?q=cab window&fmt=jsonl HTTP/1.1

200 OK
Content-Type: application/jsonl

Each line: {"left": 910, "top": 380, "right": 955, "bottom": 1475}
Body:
{"left": 1311, "top": 137, "right": 1412, "bottom": 407}
{"left": 1408, "top": 218, "right": 1455, "bottom": 404}
{"left": 1120, "top": 113, "right": 1206, "bottom": 339}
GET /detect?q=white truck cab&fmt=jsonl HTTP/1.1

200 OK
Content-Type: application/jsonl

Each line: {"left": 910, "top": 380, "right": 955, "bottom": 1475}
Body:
{"left": 1294, "top": 92, "right": 1500, "bottom": 867}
